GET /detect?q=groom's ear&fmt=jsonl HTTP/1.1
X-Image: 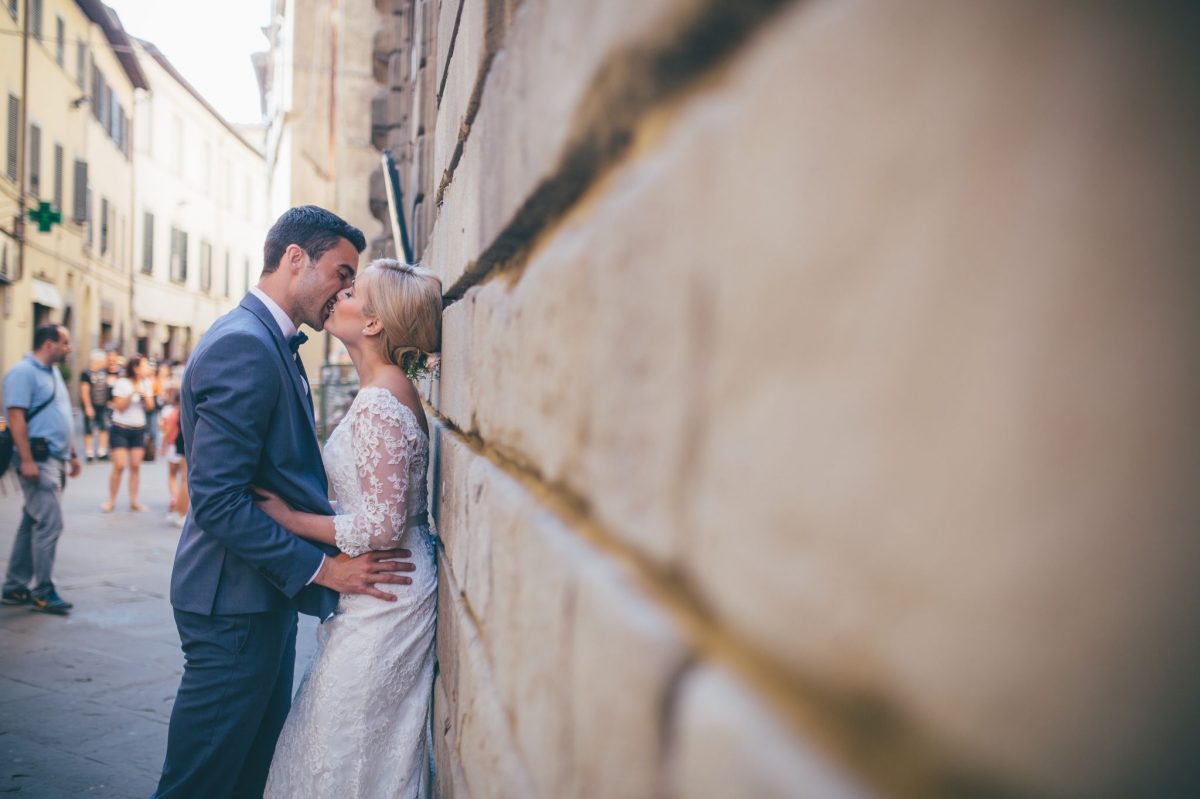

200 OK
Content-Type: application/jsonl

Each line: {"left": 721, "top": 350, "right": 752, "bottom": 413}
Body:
{"left": 284, "top": 243, "right": 307, "bottom": 272}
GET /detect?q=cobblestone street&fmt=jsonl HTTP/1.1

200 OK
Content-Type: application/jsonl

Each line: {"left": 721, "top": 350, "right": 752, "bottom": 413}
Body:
{"left": 0, "top": 456, "right": 317, "bottom": 797}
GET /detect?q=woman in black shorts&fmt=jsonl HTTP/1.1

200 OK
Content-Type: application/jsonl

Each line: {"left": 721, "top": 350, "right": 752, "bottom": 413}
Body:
{"left": 102, "top": 355, "right": 156, "bottom": 512}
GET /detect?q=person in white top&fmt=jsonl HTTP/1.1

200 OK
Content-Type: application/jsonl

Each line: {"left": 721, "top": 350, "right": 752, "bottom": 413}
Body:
{"left": 102, "top": 354, "right": 156, "bottom": 513}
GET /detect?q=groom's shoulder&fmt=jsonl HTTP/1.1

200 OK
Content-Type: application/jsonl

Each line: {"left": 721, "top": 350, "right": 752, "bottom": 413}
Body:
{"left": 192, "top": 308, "right": 272, "bottom": 363}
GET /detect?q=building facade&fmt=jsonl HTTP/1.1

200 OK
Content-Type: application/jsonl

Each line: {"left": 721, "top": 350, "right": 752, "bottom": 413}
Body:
{"left": 258, "top": 0, "right": 382, "bottom": 375}
{"left": 130, "top": 39, "right": 268, "bottom": 363}
{"left": 0, "top": 0, "right": 146, "bottom": 399}
{"left": 366, "top": 2, "right": 1200, "bottom": 798}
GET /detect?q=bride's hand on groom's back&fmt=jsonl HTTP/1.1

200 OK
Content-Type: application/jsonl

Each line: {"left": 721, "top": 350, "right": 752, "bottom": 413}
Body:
{"left": 314, "top": 549, "right": 416, "bottom": 601}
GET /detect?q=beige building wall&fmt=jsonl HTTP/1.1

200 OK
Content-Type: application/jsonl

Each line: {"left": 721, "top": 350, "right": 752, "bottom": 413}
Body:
{"left": 77, "top": 4, "right": 137, "bottom": 361}
{"left": 131, "top": 40, "right": 269, "bottom": 362}
{"left": 0, "top": 3, "right": 32, "bottom": 381}
{"left": 0, "top": 0, "right": 143, "bottom": 403}
{"left": 369, "top": 2, "right": 1200, "bottom": 797}
{"left": 261, "top": 0, "right": 384, "bottom": 385}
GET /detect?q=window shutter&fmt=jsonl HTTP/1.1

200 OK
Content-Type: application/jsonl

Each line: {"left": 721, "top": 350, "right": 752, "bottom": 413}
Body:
{"left": 28, "top": 124, "right": 40, "bottom": 197}
{"left": 6, "top": 95, "right": 17, "bottom": 181}
{"left": 72, "top": 159, "right": 87, "bottom": 222}
{"left": 142, "top": 212, "right": 154, "bottom": 274}
{"left": 52, "top": 143, "right": 62, "bottom": 210}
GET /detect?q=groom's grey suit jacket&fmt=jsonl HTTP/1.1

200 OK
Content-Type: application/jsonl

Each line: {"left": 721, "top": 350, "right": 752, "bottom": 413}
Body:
{"left": 170, "top": 293, "right": 339, "bottom": 620}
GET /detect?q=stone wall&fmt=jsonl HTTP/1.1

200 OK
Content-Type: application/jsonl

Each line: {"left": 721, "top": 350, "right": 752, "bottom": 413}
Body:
{"left": 369, "top": 2, "right": 1200, "bottom": 796}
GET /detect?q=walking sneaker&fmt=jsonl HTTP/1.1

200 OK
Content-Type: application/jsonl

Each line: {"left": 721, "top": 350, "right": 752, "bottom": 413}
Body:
{"left": 1, "top": 588, "right": 31, "bottom": 605}
{"left": 30, "top": 590, "right": 71, "bottom": 615}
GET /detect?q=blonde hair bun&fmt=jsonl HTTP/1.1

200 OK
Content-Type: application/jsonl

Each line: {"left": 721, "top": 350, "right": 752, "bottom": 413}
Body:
{"left": 357, "top": 259, "right": 443, "bottom": 371}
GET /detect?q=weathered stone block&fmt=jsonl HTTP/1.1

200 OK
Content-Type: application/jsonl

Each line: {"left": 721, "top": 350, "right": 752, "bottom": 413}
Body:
{"left": 665, "top": 665, "right": 870, "bottom": 799}
{"left": 433, "top": 0, "right": 493, "bottom": 189}
{"left": 431, "top": 676, "right": 471, "bottom": 799}
{"left": 370, "top": 88, "right": 406, "bottom": 150}
{"left": 433, "top": 428, "right": 495, "bottom": 622}
{"left": 435, "top": 428, "right": 693, "bottom": 797}
{"left": 436, "top": 562, "right": 538, "bottom": 798}
{"left": 424, "top": 0, "right": 737, "bottom": 291}
{"left": 367, "top": 165, "right": 387, "bottom": 223}
{"left": 388, "top": 50, "right": 408, "bottom": 89}
{"left": 431, "top": 1, "right": 1200, "bottom": 794}
{"left": 565, "top": 542, "right": 692, "bottom": 797}
{"left": 436, "top": 0, "right": 463, "bottom": 91}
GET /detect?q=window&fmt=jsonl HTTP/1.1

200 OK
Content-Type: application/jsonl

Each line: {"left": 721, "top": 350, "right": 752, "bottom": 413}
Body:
{"left": 200, "top": 240, "right": 212, "bottom": 292}
{"left": 52, "top": 143, "right": 62, "bottom": 211}
{"left": 99, "top": 197, "right": 108, "bottom": 254}
{"left": 170, "top": 227, "right": 188, "bottom": 283}
{"left": 6, "top": 95, "right": 17, "bottom": 181}
{"left": 142, "top": 212, "right": 154, "bottom": 274}
{"left": 27, "top": 123, "right": 39, "bottom": 197}
{"left": 84, "top": 185, "right": 92, "bottom": 246}
{"left": 55, "top": 16, "right": 63, "bottom": 66}
{"left": 7, "top": 0, "right": 16, "bottom": 22}
{"left": 72, "top": 160, "right": 88, "bottom": 222}
{"left": 75, "top": 40, "right": 85, "bottom": 88}
{"left": 30, "top": 0, "right": 42, "bottom": 42}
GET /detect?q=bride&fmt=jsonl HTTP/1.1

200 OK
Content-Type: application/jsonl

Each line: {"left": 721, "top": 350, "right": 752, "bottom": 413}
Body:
{"left": 254, "top": 259, "right": 442, "bottom": 798}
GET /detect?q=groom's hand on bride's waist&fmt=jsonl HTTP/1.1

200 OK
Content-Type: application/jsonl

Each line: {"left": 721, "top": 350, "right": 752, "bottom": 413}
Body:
{"left": 313, "top": 549, "right": 415, "bottom": 601}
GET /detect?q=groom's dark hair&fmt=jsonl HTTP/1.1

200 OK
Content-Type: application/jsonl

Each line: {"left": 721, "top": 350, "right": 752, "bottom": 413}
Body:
{"left": 262, "top": 205, "right": 366, "bottom": 274}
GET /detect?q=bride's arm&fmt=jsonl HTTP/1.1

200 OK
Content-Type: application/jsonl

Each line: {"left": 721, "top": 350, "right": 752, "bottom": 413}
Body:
{"left": 253, "top": 489, "right": 337, "bottom": 546}
{"left": 252, "top": 397, "right": 413, "bottom": 556}
{"left": 331, "top": 397, "right": 413, "bottom": 557}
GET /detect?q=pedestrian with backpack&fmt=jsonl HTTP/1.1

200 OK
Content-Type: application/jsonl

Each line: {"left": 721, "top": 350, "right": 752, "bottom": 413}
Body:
{"left": 0, "top": 324, "right": 81, "bottom": 615}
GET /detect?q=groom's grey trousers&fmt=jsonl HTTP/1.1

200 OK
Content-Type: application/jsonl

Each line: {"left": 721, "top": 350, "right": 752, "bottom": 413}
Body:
{"left": 153, "top": 609, "right": 297, "bottom": 798}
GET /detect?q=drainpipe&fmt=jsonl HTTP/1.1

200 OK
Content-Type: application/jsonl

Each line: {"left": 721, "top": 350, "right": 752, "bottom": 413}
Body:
{"left": 16, "top": 0, "right": 30, "bottom": 298}
{"left": 129, "top": 90, "right": 138, "bottom": 356}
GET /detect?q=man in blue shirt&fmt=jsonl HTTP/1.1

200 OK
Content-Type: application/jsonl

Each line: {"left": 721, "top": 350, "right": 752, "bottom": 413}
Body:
{"left": 1, "top": 324, "right": 81, "bottom": 614}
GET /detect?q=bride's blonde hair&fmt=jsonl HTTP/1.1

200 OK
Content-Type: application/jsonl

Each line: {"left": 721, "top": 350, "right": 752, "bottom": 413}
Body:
{"left": 356, "top": 259, "right": 442, "bottom": 370}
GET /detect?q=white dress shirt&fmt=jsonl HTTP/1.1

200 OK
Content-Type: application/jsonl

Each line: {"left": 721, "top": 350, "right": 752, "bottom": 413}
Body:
{"left": 249, "top": 286, "right": 324, "bottom": 586}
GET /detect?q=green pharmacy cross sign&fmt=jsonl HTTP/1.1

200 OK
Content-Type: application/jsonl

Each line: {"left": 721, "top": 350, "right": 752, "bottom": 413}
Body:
{"left": 29, "top": 201, "right": 62, "bottom": 233}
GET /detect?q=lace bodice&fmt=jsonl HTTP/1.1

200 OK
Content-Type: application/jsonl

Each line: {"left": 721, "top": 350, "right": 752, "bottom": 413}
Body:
{"left": 323, "top": 386, "right": 430, "bottom": 557}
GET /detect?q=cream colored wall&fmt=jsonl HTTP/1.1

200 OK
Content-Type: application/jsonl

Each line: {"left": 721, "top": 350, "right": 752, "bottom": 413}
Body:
{"left": 80, "top": 8, "right": 135, "bottom": 357}
{"left": 0, "top": 0, "right": 136, "bottom": 397}
{"left": 332, "top": 0, "right": 383, "bottom": 244}
{"left": 264, "top": 0, "right": 384, "bottom": 378}
{"left": 0, "top": 2, "right": 32, "bottom": 381}
{"left": 371, "top": 1, "right": 1200, "bottom": 797}
{"left": 131, "top": 40, "right": 269, "bottom": 361}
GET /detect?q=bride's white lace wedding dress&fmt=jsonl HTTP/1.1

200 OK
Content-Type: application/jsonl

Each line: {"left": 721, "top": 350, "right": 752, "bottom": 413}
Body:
{"left": 265, "top": 386, "right": 437, "bottom": 799}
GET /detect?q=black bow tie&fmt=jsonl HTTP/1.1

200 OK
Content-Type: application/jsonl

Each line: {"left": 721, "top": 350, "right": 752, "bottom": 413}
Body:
{"left": 288, "top": 332, "right": 308, "bottom": 354}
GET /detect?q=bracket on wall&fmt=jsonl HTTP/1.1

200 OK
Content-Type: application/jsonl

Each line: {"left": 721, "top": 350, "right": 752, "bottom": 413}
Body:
{"left": 382, "top": 150, "right": 414, "bottom": 264}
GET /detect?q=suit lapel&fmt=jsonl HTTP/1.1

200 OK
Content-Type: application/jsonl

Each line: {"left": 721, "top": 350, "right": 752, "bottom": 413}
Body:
{"left": 239, "top": 294, "right": 319, "bottom": 441}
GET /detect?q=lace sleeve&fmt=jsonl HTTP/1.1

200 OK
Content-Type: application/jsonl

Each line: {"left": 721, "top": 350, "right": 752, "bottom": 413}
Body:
{"left": 333, "top": 392, "right": 413, "bottom": 556}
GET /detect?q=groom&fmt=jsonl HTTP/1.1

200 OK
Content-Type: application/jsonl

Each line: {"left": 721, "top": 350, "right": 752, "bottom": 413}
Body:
{"left": 154, "top": 206, "right": 415, "bottom": 798}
